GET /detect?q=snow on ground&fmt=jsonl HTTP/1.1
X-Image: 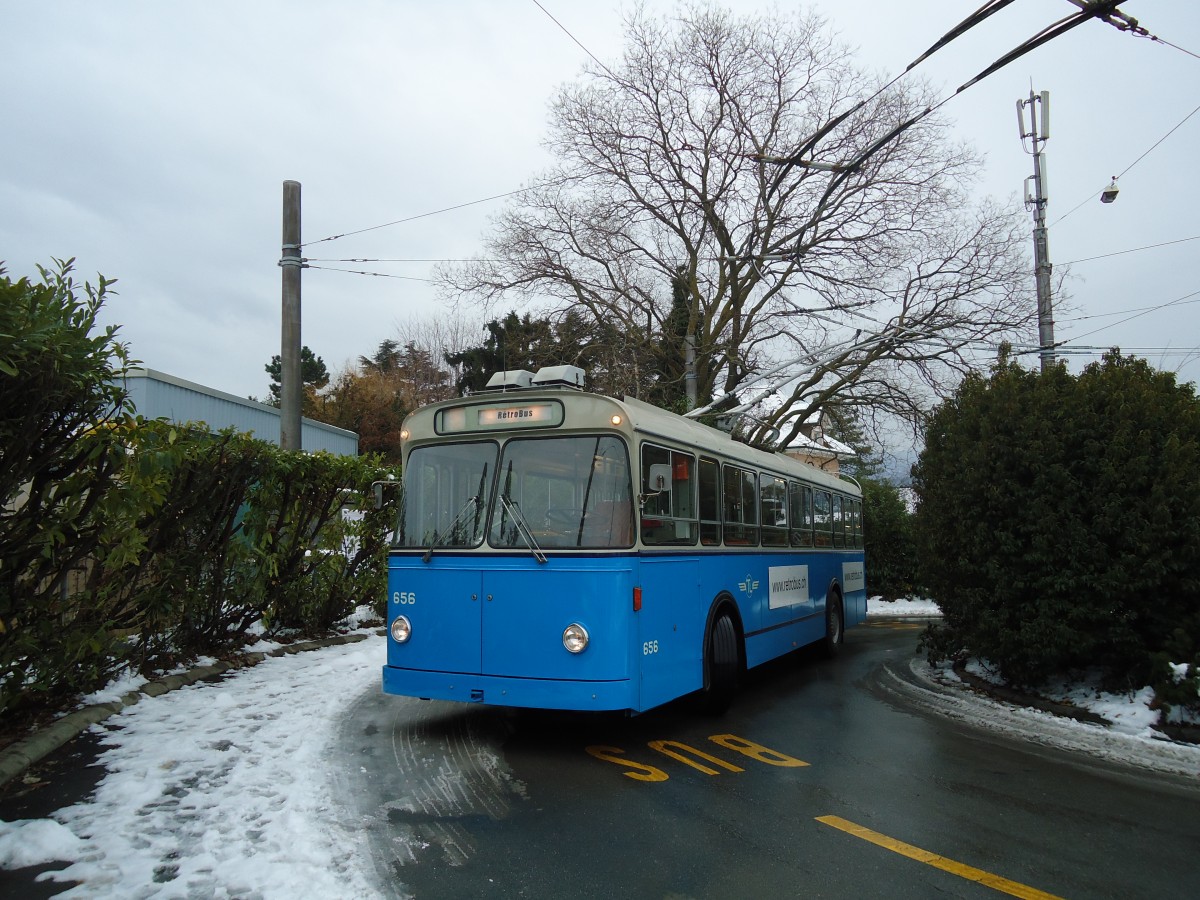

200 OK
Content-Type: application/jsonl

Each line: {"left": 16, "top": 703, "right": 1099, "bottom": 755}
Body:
{"left": 0, "top": 634, "right": 385, "bottom": 898}
{"left": 866, "top": 596, "right": 941, "bottom": 617}
{"left": 887, "top": 658, "right": 1200, "bottom": 779}
{"left": 2, "top": 600, "right": 1197, "bottom": 896}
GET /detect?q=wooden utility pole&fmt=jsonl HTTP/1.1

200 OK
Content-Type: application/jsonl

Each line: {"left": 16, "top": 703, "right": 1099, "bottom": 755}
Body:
{"left": 279, "top": 180, "right": 303, "bottom": 450}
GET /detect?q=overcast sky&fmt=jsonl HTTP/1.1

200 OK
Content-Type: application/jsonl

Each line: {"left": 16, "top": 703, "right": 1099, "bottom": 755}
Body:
{"left": 3, "top": 1, "right": 1197, "bottom": 406}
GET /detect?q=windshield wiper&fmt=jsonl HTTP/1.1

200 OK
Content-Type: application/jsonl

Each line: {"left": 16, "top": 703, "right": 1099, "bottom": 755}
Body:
{"left": 500, "top": 494, "right": 547, "bottom": 564}
{"left": 423, "top": 463, "right": 489, "bottom": 563}
{"left": 423, "top": 496, "right": 478, "bottom": 563}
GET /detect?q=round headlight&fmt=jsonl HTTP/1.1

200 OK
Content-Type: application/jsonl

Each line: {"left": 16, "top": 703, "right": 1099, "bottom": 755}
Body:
{"left": 563, "top": 623, "right": 589, "bottom": 654}
{"left": 390, "top": 615, "right": 412, "bottom": 644}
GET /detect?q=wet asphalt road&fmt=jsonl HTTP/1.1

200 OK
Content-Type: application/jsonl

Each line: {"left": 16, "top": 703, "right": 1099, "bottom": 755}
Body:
{"left": 334, "top": 621, "right": 1200, "bottom": 900}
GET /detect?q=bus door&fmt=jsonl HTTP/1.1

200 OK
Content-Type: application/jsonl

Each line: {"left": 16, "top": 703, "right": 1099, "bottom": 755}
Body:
{"left": 387, "top": 559, "right": 483, "bottom": 675}
{"left": 636, "top": 557, "right": 701, "bottom": 710}
{"left": 480, "top": 562, "right": 636, "bottom": 684}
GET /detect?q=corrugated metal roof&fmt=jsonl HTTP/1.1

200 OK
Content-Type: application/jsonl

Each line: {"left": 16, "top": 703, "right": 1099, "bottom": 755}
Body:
{"left": 120, "top": 368, "right": 358, "bottom": 456}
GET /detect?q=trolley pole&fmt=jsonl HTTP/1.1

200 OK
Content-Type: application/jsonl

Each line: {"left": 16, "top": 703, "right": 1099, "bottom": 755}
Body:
{"left": 279, "top": 180, "right": 303, "bottom": 451}
{"left": 1018, "top": 90, "right": 1055, "bottom": 371}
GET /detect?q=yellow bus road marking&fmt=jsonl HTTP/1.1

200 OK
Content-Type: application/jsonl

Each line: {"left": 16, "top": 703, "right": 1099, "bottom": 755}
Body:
{"left": 863, "top": 621, "right": 926, "bottom": 630}
{"left": 815, "top": 816, "right": 1063, "bottom": 900}
{"left": 586, "top": 734, "right": 808, "bottom": 781}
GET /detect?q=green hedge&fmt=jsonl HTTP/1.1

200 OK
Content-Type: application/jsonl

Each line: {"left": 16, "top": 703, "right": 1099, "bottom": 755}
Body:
{"left": 913, "top": 353, "right": 1200, "bottom": 712}
{"left": 94, "top": 423, "right": 397, "bottom": 671}
{"left": 1, "top": 261, "right": 399, "bottom": 718}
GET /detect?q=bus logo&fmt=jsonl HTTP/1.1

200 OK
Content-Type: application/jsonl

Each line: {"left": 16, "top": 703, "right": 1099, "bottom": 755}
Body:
{"left": 737, "top": 574, "right": 760, "bottom": 598}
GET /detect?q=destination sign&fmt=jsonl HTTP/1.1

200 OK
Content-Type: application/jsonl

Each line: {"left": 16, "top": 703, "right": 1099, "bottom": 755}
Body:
{"left": 478, "top": 404, "right": 554, "bottom": 426}
{"left": 436, "top": 400, "right": 563, "bottom": 434}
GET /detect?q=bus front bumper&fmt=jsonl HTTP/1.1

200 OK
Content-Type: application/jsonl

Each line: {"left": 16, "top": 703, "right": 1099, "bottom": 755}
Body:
{"left": 382, "top": 665, "right": 635, "bottom": 712}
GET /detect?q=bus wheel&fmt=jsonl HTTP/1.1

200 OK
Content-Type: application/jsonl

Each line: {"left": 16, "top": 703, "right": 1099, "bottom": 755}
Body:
{"left": 822, "top": 593, "right": 844, "bottom": 658}
{"left": 702, "top": 612, "right": 739, "bottom": 714}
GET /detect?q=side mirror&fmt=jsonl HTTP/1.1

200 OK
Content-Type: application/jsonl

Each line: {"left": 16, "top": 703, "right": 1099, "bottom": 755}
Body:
{"left": 372, "top": 482, "right": 385, "bottom": 509}
{"left": 648, "top": 464, "right": 673, "bottom": 493}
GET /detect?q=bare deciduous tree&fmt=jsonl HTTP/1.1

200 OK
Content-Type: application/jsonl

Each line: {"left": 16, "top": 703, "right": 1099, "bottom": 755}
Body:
{"left": 438, "top": 4, "right": 1034, "bottom": 447}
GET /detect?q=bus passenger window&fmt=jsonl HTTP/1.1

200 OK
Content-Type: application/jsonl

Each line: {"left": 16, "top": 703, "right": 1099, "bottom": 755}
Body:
{"left": 640, "top": 444, "right": 697, "bottom": 545}
{"left": 761, "top": 475, "right": 788, "bottom": 547}
{"left": 854, "top": 499, "right": 864, "bottom": 548}
{"left": 789, "top": 482, "right": 812, "bottom": 547}
{"left": 699, "top": 457, "right": 721, "bottom": 545}
{"left": 832, "top": 495, "right": 845, "bottom": 548}
{"left": 846, "top": 499, "right": 861, "bottom": 548}
{"left": 723, "top": 464, "right": 759, "bottom": 546}
{"left": 813, "top": 490, "right": 832, "bottom": 547}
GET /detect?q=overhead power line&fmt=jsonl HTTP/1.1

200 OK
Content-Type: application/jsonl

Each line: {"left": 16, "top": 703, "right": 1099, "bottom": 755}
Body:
{"left": 1058, "top": 293, "right": 1200, "bottom": 324}
{"left": 1059, "top": 234, "right": 1200, "bottom": 266}
{"left": 304, "top": 264, "right": 434, "bottom": 283}
{"left": 1063, "top": 287, "right": 1200, "bottom": 344}
{"left": 529, "top": 0, "right": 615, "bottom": 78}
{"left": 305, "top": 257, "right": 499, "bottom": 264}
{"left": 301, "top": 182, "right": 563, "bottom": 249}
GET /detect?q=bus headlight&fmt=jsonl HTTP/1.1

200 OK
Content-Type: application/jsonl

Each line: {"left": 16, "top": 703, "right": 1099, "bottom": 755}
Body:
{"left": 563, "top": 623, "right": 589, "bottom": 654}
{"left": 390, "top": 615, "right": 412, "bottom": 644}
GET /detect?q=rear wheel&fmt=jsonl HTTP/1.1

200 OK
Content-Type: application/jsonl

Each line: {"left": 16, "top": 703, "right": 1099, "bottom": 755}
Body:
{"left": 822, "top": 593, "right": 844, "bottom": 658}
{"left": 701, "top": 612, "right": 740, "bottom": 714}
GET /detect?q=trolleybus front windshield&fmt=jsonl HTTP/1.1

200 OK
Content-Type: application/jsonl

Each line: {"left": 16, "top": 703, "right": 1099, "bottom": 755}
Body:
{"left": 397, "top": 435, "right": 634, "bottom": 551}
{"left": 397, "top": 441, "right": 497, "bottom": 549}
{"left": 491, "top": 435, "right": 633, "bottom": 550}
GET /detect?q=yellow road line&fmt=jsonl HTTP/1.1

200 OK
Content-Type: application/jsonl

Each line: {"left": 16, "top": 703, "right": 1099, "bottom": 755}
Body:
{"left": 815, "top": 815, "right": 1063, "bottom": 900}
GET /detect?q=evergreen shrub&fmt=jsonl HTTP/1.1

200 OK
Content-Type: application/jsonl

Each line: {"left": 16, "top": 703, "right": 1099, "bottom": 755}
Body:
{"left": 914, "top": 353, "right": 1200, "bottom": 698}
{"left": 0, "top": 261, "right": 135, "bottom": 712}
{"left": 861, "top": 478, "right": 918, "bottom": 599}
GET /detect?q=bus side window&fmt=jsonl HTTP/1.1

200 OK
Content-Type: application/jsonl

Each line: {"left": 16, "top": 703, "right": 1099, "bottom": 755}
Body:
{"left": 640, "top": 443, "right": 697, "bottom": 545}
{"left": 813, "top": 490, "right": 832, "bottom": 547}
{"left": 723, "top": 464, "right": 759, "bottom": 546}
{"left": 699, "top": 457, "right": 721, "bottom": 546}
{"left": 832, "top": 495, "right": 845, "bottom": 548}
{"left": 789, "top": 482, "right": 812, "bottom": 547}
{"left": 761, "top": 475, "right": 788, "bottom": 547}
{"left": 853, "top": 498, "right": 864, "bottom": 548}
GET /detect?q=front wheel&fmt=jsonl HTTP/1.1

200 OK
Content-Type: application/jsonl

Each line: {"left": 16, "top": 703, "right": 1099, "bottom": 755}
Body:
{"left": 701, "top": 612, "right": 740, "bottom": 714}
{"left": 822, "top": 593, "right": 844, "bottom": 659}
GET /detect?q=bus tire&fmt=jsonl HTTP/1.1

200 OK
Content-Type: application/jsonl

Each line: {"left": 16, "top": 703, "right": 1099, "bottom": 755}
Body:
{"left": 822, "top": 591, "right": 844, "bottom": 659}
{"left": 702, "top": 612, "right": 740, "bottom": 715}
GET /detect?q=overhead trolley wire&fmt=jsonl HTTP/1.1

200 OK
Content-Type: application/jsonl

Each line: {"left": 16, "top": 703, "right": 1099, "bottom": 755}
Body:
{"left": 760, "top": 1, "right": 1145, "bottom": 225}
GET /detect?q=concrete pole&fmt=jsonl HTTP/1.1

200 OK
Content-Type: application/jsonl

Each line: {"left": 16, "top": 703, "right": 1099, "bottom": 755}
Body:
{"left": 280, "top": 180, "right": 303, "bottom": 450}
{"left": 1021, "top": 90, "right": 1056, "bottom": 371}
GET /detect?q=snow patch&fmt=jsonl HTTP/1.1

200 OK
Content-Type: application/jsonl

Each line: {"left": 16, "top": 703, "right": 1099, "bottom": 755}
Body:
{"left": 866, "top": 596, "right": 941, "bottom": 617}
{"left": 5, "top": 636, "right": 387, "bottom": 897}
{"left": 0, "top": 818, "right": 84, "bottom": 869}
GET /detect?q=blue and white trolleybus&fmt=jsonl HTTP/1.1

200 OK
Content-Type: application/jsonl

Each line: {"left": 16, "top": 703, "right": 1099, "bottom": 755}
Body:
{"left": 381, "top": 365, "right": 866, "bottom": 714}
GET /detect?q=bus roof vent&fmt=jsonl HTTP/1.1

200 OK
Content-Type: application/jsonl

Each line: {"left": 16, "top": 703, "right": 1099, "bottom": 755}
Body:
{"left": 484, "top": 369, "right": 535, "bottom": 391}
{"left": 531, "top": 365, "right": 586, "bottom": 389}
